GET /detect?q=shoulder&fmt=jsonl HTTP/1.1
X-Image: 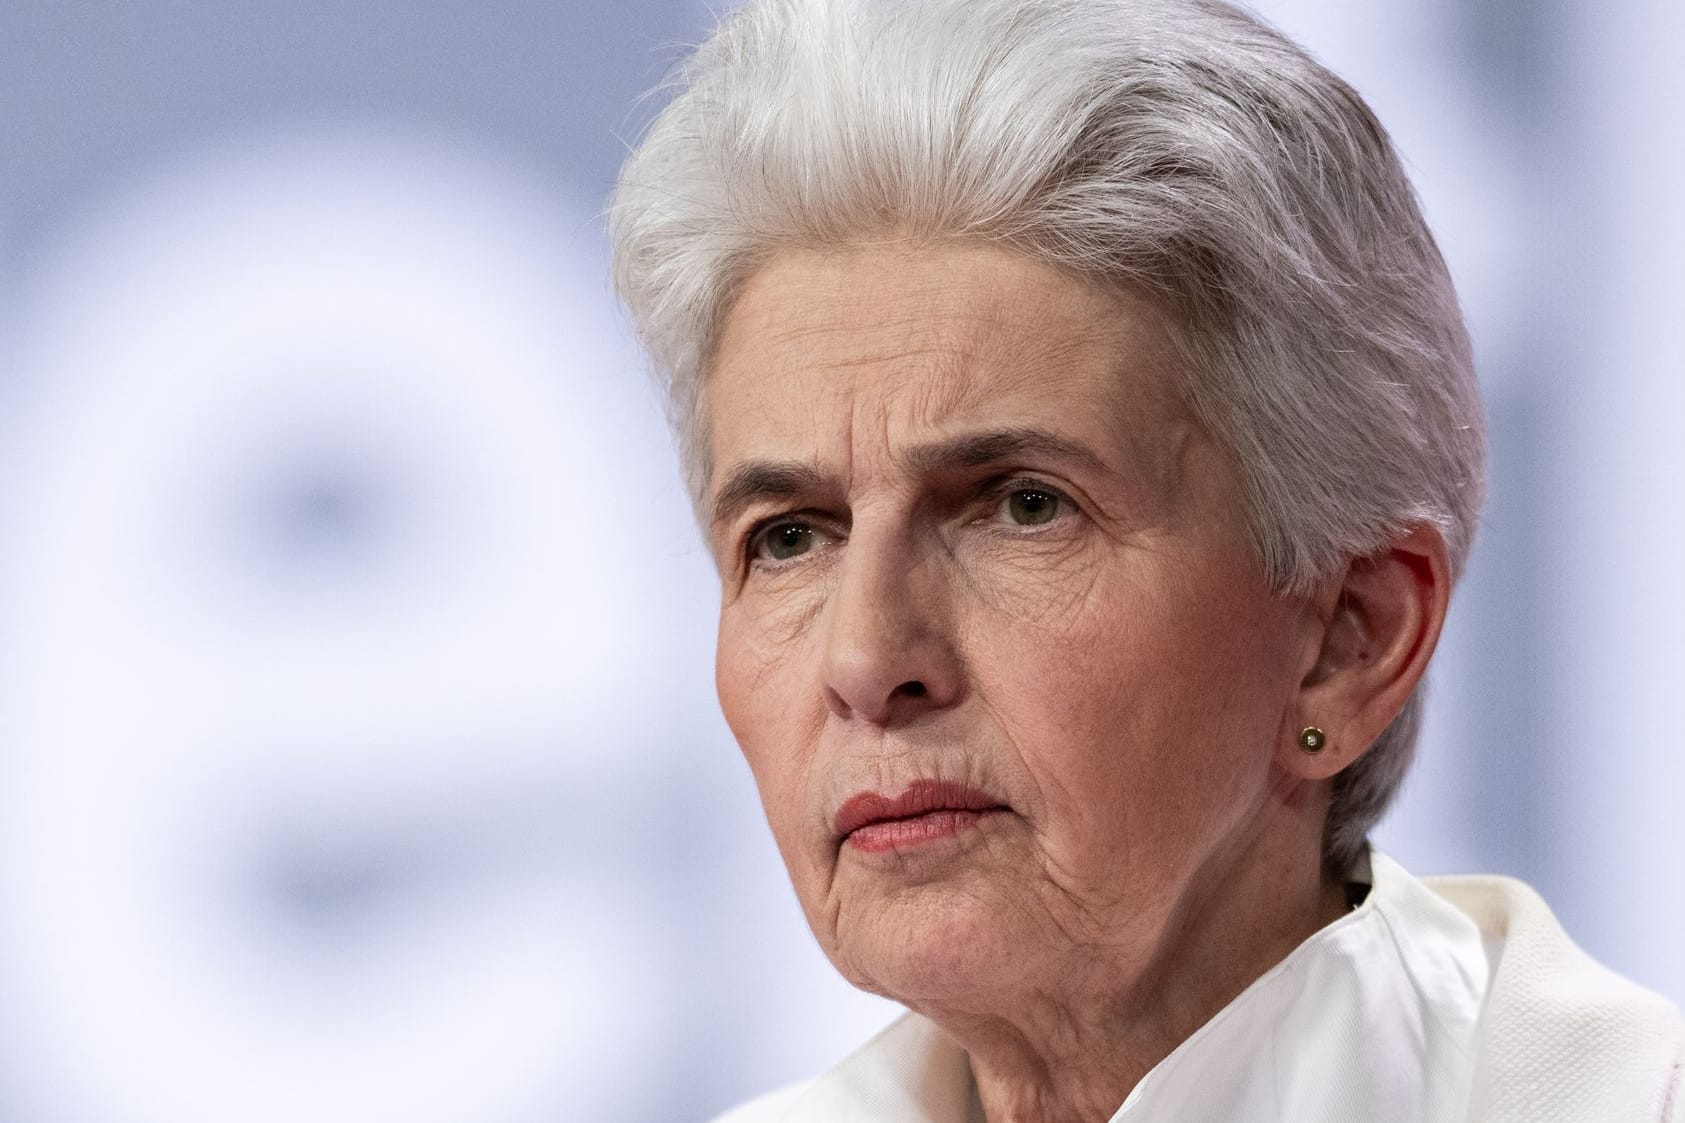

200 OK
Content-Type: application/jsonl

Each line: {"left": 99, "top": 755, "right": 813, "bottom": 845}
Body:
{"left": 1419, "top": 864, "right": 1685, "bottom": 1122}
{"left": 709, "top": 1081, "right": 811, "bottom": 1123}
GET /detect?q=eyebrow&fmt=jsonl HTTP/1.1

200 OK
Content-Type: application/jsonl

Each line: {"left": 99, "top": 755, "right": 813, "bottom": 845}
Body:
{"left": 710, "top": 460, "right": 828, "bottom": 530}
{"left": 708, "top": 426, "right": 1106, "bottom": 531}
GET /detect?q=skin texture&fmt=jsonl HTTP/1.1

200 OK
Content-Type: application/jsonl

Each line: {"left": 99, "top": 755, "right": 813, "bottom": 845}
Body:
{"left": 705, "top": 241, "right": 1448, "bottom": 1122}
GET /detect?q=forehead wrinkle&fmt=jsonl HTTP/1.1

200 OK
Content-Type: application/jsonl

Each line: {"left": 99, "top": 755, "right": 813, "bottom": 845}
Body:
{"left": 708, "top": 244, "right": 1212, "bottom": 528}
{"left": 762, "top": 302, "right": 1004, "bottom": 375}
{"left": 804, "top": 341, "right": 973, "bottom": 378}
{"left": 916, "top": 333, "right": 1115, "bottom": 424}
{"left": 911, "top": 291, "right": 1136, "bottom": 422}
{"left": 897, "top": 426, "right": 1111, "bottom": 479}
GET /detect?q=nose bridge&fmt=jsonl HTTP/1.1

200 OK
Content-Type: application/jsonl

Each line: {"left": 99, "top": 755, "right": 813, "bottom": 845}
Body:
{"left": 821, "top": 513, "right": 957, "bottom": 724}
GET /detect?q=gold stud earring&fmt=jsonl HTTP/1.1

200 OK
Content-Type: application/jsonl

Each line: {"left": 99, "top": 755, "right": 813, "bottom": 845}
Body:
{"left": 1298, "top": 726, "right": 1328, "bottom": 753}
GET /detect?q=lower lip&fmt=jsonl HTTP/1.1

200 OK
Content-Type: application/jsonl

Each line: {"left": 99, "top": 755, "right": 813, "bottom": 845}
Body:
{"left": 844, "top": 808, "right": 1000, "bottom": 853}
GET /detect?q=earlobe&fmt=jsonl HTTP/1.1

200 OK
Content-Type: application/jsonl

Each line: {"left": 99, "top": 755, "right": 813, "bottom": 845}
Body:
{"left": 1280, "top": 525, "right": 1451, "bottom": 781}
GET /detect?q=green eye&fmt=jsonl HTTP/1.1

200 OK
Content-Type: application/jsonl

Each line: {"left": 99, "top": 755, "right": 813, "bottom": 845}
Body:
{"left": 1005, "top": 488, "right": 1060, "bottom": 526}
{"left": 761, "top": 523, "right": 816, "bottom": 561}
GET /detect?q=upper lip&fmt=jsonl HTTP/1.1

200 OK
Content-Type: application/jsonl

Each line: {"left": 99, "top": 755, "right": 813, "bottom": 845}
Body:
{"left": 833, "top": 780, "right": 1008, "bottom": 838}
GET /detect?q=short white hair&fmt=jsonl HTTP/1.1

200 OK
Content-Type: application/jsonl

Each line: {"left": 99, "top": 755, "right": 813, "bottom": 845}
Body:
{"left": 608, "top": 0, "right": 1486, "bottom": 873}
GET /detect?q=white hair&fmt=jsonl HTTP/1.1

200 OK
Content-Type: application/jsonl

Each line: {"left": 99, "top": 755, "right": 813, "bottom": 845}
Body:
{"left": 608, "top": 0, "right": 1486, "bottom": 873}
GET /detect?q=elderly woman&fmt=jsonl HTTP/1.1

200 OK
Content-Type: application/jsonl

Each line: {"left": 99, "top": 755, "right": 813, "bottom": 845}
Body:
{"left": 609, "top": 0, "right": 1684, "bottom": 1119}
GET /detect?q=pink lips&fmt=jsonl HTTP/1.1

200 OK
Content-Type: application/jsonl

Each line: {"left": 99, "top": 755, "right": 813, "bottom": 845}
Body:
{"left": 834, "top": 780, "right": 1008, "bottom": 854}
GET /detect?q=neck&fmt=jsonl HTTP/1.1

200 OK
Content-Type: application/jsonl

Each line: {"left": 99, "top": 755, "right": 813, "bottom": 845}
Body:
{"left": 929, "top": 781, "right": 1347, "bottom": 1123}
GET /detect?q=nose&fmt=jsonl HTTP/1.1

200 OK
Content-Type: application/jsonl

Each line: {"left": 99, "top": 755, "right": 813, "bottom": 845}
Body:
{"left": 820, "top": 529, "right": 962, "bottom": 725}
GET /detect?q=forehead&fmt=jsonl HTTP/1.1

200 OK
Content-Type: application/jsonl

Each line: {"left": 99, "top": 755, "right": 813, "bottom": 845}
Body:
{"left": 706, "top": 241, "right": 1191, "bottom": 487}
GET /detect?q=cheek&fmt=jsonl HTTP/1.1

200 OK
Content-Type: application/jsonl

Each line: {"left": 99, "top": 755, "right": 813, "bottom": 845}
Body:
{"left": 975, "top": 558, "right": 1295, "bottom": 851}
{"left": 963, "top": 534, "right": 1096, "bottom": 626}
{"left": 714, "top": 608, "right": 824, "bottom": 854}
{"left": 714, "top": 613, "right": 782, "bottom": 781}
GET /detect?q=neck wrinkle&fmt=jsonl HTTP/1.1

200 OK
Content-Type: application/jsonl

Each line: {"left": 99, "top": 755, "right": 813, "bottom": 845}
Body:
{"left": 949, "top": 794, "right": 1343, "bottom": 1123}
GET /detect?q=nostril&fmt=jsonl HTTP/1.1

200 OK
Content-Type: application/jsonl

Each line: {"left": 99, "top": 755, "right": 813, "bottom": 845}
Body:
{"left": 896, "top": 681, "right": 928, "bottom": 699}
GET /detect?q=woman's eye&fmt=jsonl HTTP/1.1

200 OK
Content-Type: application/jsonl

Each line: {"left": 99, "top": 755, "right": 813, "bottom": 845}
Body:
{"left": 754, "top": 521, "right": 820, "bottom": 563}
{"left": 1001, "top": 487, "right": 1062, "bottom": 526}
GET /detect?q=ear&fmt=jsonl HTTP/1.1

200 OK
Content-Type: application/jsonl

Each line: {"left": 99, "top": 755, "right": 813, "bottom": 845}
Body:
{"left": 1280, "top": 524, "right": 1451, "bottom": 781}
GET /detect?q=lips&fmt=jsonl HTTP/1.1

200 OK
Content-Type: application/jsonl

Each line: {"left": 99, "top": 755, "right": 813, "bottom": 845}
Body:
{"left": 834, "top": 780, "right": 1008, "bottom": 847}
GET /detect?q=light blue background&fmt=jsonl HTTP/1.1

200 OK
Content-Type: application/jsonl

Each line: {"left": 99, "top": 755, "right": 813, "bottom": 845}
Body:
{"left": 2, "top": 1, "right": 1679, "bottom": 1119}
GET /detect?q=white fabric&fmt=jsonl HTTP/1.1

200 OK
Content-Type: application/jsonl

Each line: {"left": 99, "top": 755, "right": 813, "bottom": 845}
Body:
{"left": 715, "top": 853, "right": 1685, "bottom": 1122}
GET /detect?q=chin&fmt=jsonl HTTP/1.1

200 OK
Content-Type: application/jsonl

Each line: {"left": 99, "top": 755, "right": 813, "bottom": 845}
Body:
{"left": 824, "top": 878, "right": 1033, "bottom": 1009}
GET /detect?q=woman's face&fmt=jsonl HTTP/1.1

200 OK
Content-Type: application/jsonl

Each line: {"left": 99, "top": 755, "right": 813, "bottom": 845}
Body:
{"left": 706, "top": 242, "right": 1319, "bottom": 1010}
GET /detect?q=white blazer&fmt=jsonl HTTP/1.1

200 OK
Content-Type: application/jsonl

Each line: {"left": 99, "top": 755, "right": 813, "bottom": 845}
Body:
{"left": 716, "top": 852, "right": 1684, "bottom": 1122}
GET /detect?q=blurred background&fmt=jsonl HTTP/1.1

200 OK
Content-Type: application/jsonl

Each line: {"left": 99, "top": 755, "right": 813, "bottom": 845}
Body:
{"left": 0, "top": 0, "right": 1679, "bottom": 1119}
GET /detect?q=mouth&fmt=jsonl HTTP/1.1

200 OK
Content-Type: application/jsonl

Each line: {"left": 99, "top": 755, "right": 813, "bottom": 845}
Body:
{"left": 834, "top": 780, "right": 1009, "bottom": 854}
